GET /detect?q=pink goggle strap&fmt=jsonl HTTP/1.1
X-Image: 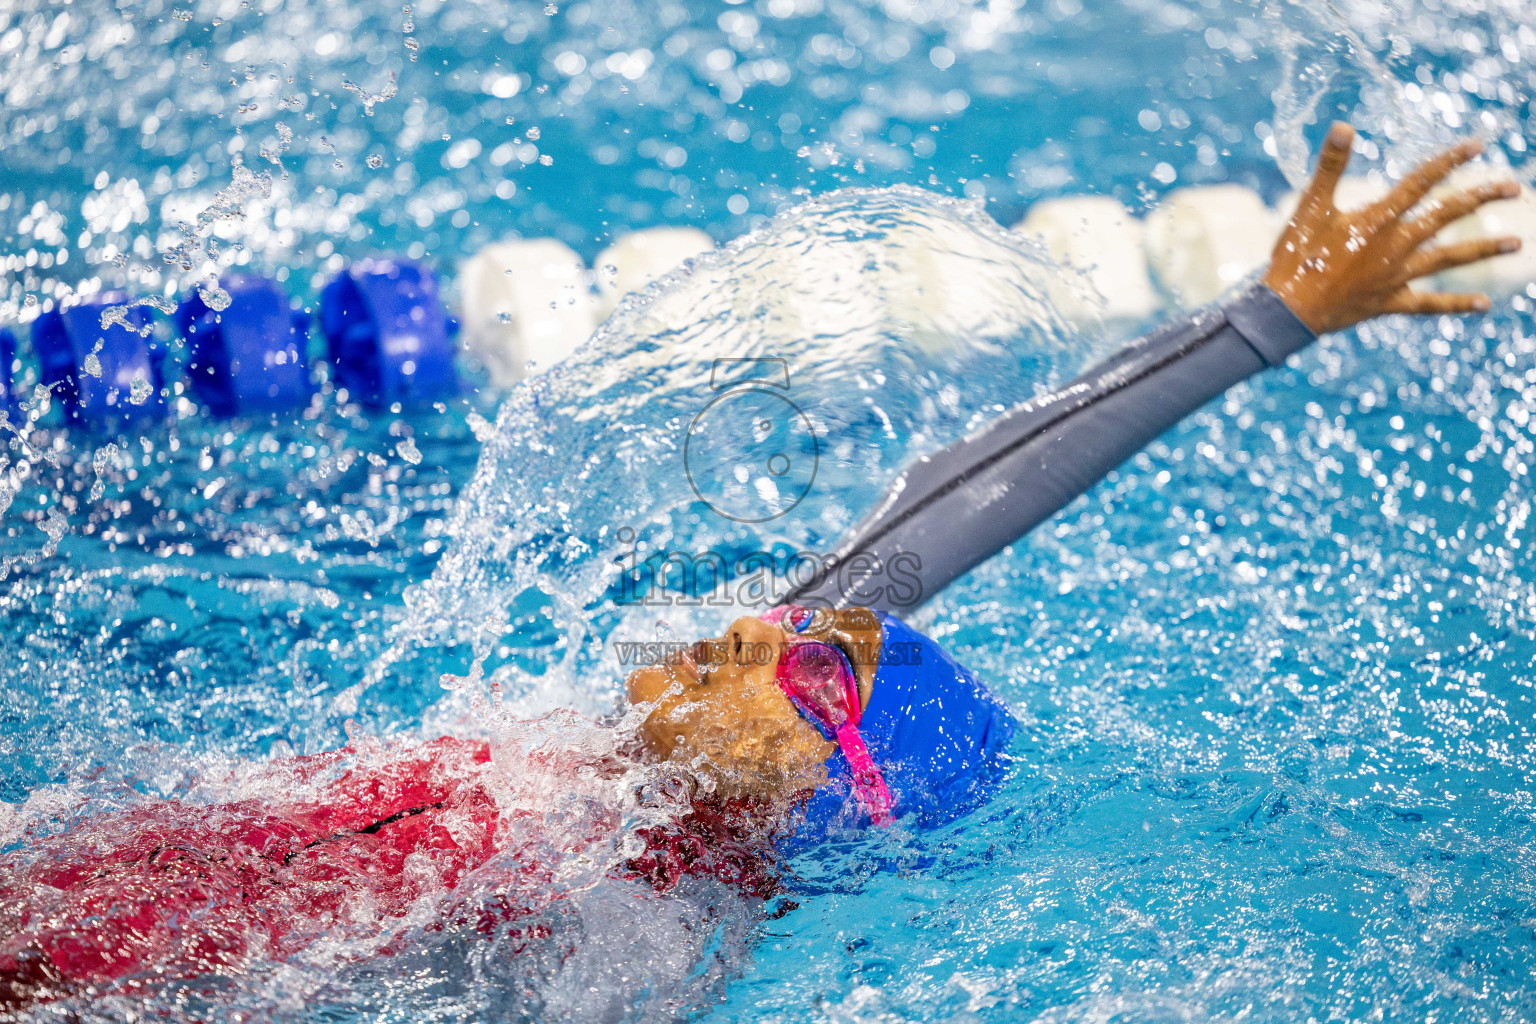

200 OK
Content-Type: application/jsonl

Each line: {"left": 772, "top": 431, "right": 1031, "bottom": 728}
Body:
{"left": 832, "top": 722, "right": 894, "bottom": 827}
{"left": 775, "top": 639, "right": 894, "bottom": 827}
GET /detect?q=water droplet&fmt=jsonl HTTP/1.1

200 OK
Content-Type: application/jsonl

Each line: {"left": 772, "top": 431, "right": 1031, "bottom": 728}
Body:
{"left": 89, "top": 443, "right": 120, "bottom": 502}
{"left": 367, "top": 154, "right": 384, "bottom": 169}
{"left": 466, "top": 411, "right": 494, "bottom": 442}
{"left": 83, "top": 353, "right": 102, "bottom": 378}
{"left": 544, "top": 3, "right": 558, "bottom": 14}
{"left": 198, "top": 283, "right": 232, "bottom": 311}
{"left": 396, "top": 437, "right": 422, "bottom": 465}
{"left": 40, "top": 507, "right": 67, "bottom": 550}
{"left": 343, "top": 71, "right": 398, "bottom": 116}
{"left": 128, "top": 378, "right": 154, "bottom": 405}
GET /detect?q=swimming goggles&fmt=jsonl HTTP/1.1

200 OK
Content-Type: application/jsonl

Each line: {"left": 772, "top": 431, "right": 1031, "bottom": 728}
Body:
{"left": 764, "top": 605, "right": 894, "bottom": 826}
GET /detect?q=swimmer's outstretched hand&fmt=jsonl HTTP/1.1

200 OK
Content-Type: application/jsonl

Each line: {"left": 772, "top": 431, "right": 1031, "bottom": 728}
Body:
{"left": 1263, "top": 121, "right": 1523, "bottom": 334}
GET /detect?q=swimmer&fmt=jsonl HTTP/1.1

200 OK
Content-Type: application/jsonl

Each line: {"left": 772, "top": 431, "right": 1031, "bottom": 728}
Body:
{"left": 0, "top": 605, "right": 1006, "bottom": 1008}
{"left": 0, "top": 124, "right": 1522, "bottom": 1008}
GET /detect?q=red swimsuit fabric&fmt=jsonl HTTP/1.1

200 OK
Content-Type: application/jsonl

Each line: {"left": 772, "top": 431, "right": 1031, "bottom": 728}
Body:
{"left": 0, "top": 738, "right": 778, "bottom": 1009}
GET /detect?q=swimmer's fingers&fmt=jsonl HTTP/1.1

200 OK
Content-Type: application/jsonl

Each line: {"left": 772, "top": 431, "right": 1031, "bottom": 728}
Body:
{"left": 1297, "top": 121, "right": 1357, "bottom": 218}
{"left": 1379, "top": 288, "right": 1492, "bottom": 317}
{"left": 1402, "top": 236, "right": 1522, "bottom": 281}
{"left": 1370, "top": 139, "right": 1484, "bottom": 225}
{"left": 1398, "top": 180, "right": 1522, "bottom": 250}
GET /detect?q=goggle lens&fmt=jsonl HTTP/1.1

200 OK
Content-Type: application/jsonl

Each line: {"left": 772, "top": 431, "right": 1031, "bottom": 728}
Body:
{"left": 777, "top": 641, "right": 856, "bottom": 735}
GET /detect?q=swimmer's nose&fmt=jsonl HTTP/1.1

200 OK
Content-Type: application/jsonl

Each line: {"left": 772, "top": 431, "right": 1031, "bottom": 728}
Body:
{"left": 725, "top": 615, "right": 785, "bottom": 654}
{"left": 626, "top": 619, "right": 787, "bottom": 706}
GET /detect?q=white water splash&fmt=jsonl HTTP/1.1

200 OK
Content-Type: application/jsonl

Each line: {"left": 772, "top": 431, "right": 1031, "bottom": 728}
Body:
{"left": 161, "top": 165, "right": 274, "bottom": 272}
{"left": 89, "top": 443, "right": 121, "bottom": 502}
{"left": 384, "top": 186, "right": 1079, "bottom": 720}
{"left": 342, "top": 70, "right": 399, "bottom": 116}
{"left": 197, "top": 281, "right": 232, "bottom": 311}
{"left": 100, "top": 295, "right": 176, "bottom": 338}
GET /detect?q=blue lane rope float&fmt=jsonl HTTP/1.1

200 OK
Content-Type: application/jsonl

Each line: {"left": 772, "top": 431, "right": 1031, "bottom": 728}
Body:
{"left": 31, "top": 296, "right": 166, "bottom": 430}
{"left": 319, "top": 259, "right": 459, "bottom": 408}
{"left": 177, "top": 276, "right": 312, "bottom": 418}
{"left": 0, "top": 328, "right": 16, "bottom": 417}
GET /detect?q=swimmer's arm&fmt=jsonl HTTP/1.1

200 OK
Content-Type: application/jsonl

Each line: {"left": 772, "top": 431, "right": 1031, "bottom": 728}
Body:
{"left": 788, "top": 125, "right": 1521, "bottom": 614}
{"left": 786, "top": 282, "right": 1312, "bottom": 612}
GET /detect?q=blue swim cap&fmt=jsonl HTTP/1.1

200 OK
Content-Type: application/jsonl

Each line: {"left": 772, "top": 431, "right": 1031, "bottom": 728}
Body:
{"left": 796, "top": 611, "right": 1016, "bottom": 833}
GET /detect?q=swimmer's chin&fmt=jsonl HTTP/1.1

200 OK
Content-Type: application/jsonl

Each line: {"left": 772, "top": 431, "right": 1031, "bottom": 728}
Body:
{"left": 629, "top": 713, "right": 834, "bottom": 805}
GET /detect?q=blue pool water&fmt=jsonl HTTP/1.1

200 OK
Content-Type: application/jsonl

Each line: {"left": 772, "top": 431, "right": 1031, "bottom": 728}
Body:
{"left": 4, "top": 0, "right": 1536, "bottom": 1020}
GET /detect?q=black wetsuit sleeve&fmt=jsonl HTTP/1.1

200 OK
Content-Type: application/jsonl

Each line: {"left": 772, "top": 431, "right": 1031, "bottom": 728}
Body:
{"left": 783, "top": 282, "right": 1317, "bottom": 614}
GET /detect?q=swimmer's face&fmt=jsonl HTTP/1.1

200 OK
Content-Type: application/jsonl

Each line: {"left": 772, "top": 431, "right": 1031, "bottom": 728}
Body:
{"left": 624, "top": 615, "right": 835, "bottom": 801}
